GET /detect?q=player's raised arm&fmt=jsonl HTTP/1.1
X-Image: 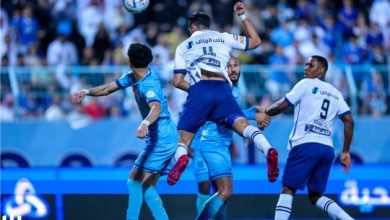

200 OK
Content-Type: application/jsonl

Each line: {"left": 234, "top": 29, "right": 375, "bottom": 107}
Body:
{"left": 71, "top": 81, "right": 120, "bottom": 104}
{"left": 340, "top": 114, "right": 354, "bottom": 173}
{"left": 234, "top": 1, "right": 261, "bottom": 49}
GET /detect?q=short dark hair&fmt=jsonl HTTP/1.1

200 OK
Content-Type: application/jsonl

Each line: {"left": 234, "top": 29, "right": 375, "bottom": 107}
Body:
{"left": 188, "top": 12, "right": 210, "bottom": 29}
{"left": 312, "top": 55, "right": 328, "bottom": 73}
{"left": 127, "top": 43, "right": 153, "bottom": 68}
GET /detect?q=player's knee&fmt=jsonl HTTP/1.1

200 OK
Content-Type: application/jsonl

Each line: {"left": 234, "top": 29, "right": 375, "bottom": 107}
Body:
{"left": 218, "top": 187, "right": 232, "bottom": 201}
{"left": 232, "top": 117, "right": 249, "bottom": 133}
{"left": 308, "top": 191, "right": 322, "bottom": 205}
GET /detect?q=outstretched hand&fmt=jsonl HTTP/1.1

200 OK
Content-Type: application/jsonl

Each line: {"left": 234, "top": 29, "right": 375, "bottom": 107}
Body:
{"left": 340, "top": 152, "right": 351, "bottom": 174}
{"left": 255, "top": 106, "right": 271, "bottom": 129}
{"left": 234, "top": 1, "right": 246, "bottom": 15}
{"left": 71, "top": 90, "right": 88, "bottom": 104}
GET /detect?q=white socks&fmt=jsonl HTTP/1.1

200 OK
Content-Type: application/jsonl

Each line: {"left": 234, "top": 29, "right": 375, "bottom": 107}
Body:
{"left": 316, "top": 196, "right": 354, "bottom": 220}
{"left": 275, "top": 194, "right": 293, "bottom": 220}
{"left": 174, "top": 143, "right": 188, "bottom": 161}
{"left": 243, "top": 125, "right": 271, "bottom": 155}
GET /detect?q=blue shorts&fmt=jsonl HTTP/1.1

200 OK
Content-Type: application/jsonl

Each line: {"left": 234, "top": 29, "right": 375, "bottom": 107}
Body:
{"left": 199, "top": 140, "right": 232, "bottom": 181}
{"left": 177, "top": 80, "right": 244, "bottom": 133}
{"left": 134, "top": 118, "right": 178, "bottom": 174}
{"left": 282, "top": 142, "right": 335, "bottom": 193}
{"left": 192, "top": 132, "right": 210, "bottom": 183}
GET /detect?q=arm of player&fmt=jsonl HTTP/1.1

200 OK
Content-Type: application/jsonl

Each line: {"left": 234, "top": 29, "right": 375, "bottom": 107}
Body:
{"left": 136, "top": 101, "right": 161, "bottom": 139}
{"left": 265, "top": 97, "right": 290, "bottom": 116}
{"left": 340, "top": 114, "right": 354, "bottom": 174}
{"left": 243, "top": 106, "right": 271, "bottom": 129}
{"left": 172, "top": 73, "right": 190, "bottom": 92}
{"left": 234, "top": 1, "right": 261, "bottom": 49}
{"left": 71, "top": 81, "right": 120, "bottom": 104}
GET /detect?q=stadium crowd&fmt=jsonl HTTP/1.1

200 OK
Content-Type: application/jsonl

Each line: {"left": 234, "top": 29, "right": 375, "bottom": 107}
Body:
{"left": 0, "top": 0, "right": 389, "bottom": 121}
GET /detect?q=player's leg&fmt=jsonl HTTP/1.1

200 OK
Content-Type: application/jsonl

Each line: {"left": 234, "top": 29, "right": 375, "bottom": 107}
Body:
{"left": 129, "top": 125, "right": 176, "bottom": 219}
{"left": 196, "top": 140, "right": 232, "bottom": 219}
{"left": 142, "top": 174, "right": 169, "bottom": 220}
{"left": 196, "top": 177, "right": 232, "bottom": 220}
{"left": 126, "top": 168, "right": 147, "bottom": 220}
{"left": 275, "top": 186, "right": 296, "bottom": 220}
{"left": 196, "top": 181, "right": 212, "bottom": 212}
{"left": 209, "top": 82, "right": 279, "bottom": 182}
{"left": 169, "top": 81, "right": 215, "bottom": 185}
{"left": 192, "top": 134, "right": 212, "bottom": 213}
{"left": 167, "top": 131, "right": 194, "bottom": 185}
{"left": 309, "top": 191, "right": 353, "bottom": 220}
{"left": 307, "top": 144, "right": 354, "bottom": 220}
{"left": 274, "top": 143, "right": 319, "bottom": 220}
{"left": 231, "top": 117, "right": 279, "bottom": 182}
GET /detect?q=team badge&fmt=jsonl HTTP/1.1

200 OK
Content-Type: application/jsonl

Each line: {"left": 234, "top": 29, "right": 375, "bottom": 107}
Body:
{"left": 146, "top": 90, "right": 156, "bottom": 98}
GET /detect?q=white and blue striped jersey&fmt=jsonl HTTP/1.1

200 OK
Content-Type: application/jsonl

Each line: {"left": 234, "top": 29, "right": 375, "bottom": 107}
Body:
{"left": 174, "top": 30, "right": 248, "bottom": 85}
{"left": 285, "top": 78, "right": 351, "bottom": 149}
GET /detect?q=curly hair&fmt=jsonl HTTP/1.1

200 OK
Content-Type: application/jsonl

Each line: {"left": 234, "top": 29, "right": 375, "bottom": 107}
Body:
{"left": 127, "top": 43, "right": 153, "bottom": 68}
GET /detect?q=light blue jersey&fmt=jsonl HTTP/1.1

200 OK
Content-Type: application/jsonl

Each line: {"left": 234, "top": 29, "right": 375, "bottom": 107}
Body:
{"left": 116, "top": 70, "right": 177, "bottom": 174}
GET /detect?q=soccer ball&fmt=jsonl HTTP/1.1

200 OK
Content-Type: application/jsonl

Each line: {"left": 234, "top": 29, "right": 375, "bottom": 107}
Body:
{"left": 123, "top": 0, "right": 149, "bottom": 14}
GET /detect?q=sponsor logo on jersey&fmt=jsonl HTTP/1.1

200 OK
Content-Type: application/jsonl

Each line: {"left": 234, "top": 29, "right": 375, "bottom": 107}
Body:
{"left": 312, "top": 87, "right": 319, "bottom": 94}
{"left": 320, "top": 90, "right": 339, "bottom": 100}
{"left": 304, "top": 124, "right": 331, "bottom": 136}
{"left": 195, "top": 38, "right": 224, "bottom": 44}
{"left": 187, "top": 41, "right": 193, "bottom": 49}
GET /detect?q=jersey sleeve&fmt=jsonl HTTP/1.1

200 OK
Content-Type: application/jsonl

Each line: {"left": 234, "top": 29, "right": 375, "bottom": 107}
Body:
{"left": 337, "top": 93, "right": 351, "bottom": 118}
{"left": 141, "top": 83, "right": 161, "bottom": 104}
{"left": 115, "top": 73, "right": 133, "bottom": 89}
{"left": 222, "top": 32, "right": 248, "bottom": 51}
{"left": 173, "top": 45, "right": 187, "bottom": 75}
{"left": 285, "top": 79, "right": 309, "bottom": 105}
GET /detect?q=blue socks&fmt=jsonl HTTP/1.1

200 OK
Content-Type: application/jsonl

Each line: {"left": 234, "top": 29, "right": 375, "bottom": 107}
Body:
{"left": 126, "top": 179, "right": 143, "bottom": 220}
{"left": 196, "top": 193, "right": 211, "bottom": 213}
{"left": 196, "top": 193, "right": 224, "bottom": 220}
{"left": 215, "top": 203, "right": 227, "bottom": 220}
{"left": 144, "top": 186, "right": 168, "bottom": 220}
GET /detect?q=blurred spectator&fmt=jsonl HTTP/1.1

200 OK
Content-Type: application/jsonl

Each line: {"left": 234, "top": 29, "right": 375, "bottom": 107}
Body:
{"left": 92, "top": 23, "right": 112, "bottom": 64}
{"left": 362, "top": 70, "right": 387, "bottom": 116}
{"left": 337, "top": 0, "right": 358, "bottom": 39}
{"left": 294, "top": 0, "right": 315, "bottom": 21}
{"left": 369, "top": 0, "right": 390, "bottom": 32}
{"left": 83, "top": 97, "right": 106, "bottom": 120}
{"left": 47, "top": 20, "right": 78, "bottom": 66}
{"left": 24, "top": 44, "right": 41, "bottom": 66}
{"left": 1, "top": 33, "right": 18, "bottom": 66}
{"left": 353, "top": 12, "right": 369, "bottom": 48}
{"left": 270, "top": 20, "right": 294, "bottom": 47}
{"left": 266, "top": 44, "right": 291, "bottom": 101}
{"left": 210, "top": 0, "right": 234, "bottom": 29}
{"left": 342, "top": 35, "right": 368, "bottom": 88}
{"left": 0, "top": 94, "right": 15, "bottom": 121}
{"left": 325, "top": 53, "right": 348, "bottom": 98}
{"left": 77, "top": 0, "right": 104, "bottom": 47}
{"left": 298, "top": 34, "right": 330, "bottom": 60}
{"left": 44, "top": 95, "right": 65, "bottom": 121}
{"left": 12, "top": 4, "right": 39, "bottom": 53}
{"left": 366, "top": 22, "right": 384, "bottom": 48}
